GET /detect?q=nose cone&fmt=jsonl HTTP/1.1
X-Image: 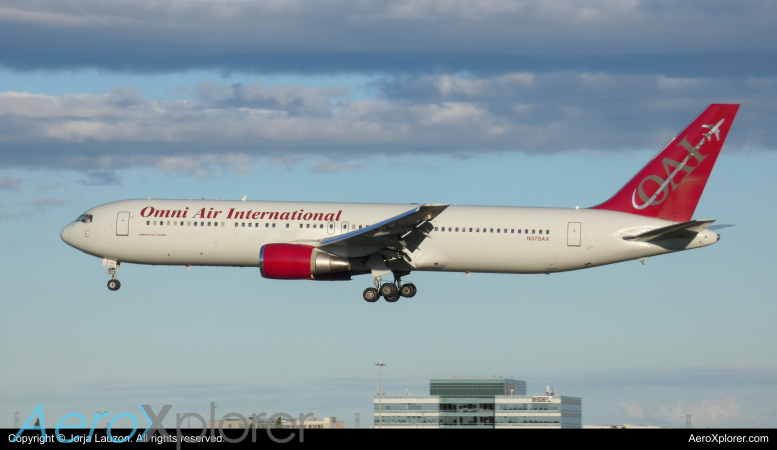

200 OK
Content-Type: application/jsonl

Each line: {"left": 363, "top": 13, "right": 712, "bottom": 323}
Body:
{"left": 60, "top": 224, "right": 71, "bottom": 246}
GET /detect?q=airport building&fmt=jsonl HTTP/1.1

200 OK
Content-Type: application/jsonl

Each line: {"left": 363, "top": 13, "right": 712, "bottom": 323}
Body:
{"left": 209, "top": 416, "right": 346, "bottom": 429}
{"left": 373, "top": 377, "right": 581, "bottom": 428}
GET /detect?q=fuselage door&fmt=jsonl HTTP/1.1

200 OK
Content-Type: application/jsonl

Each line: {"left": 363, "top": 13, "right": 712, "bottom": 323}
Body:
{"left": 340, "top": 221, "right": 349, "bottom": 235}
{"left": 116, "top": 212, "right": 130, "bottom": 236}
{"left": 567, "top": 222, "right": 581, "bottom": 246}
{"left": 327, "top": 221, "right": 335, "bottom": 235}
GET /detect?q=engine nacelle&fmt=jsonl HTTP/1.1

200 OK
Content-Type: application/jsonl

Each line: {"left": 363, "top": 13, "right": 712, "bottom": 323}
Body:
{"left": 259, "top": 244, "right": 351, "bottom": 280}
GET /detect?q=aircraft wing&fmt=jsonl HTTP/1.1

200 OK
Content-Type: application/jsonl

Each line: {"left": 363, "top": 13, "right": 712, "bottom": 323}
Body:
{"left": 315, "top": 203, "right": 448, "bottom": 260}
{"left": 623, "top": 219, "right": 716, "bottom": 242}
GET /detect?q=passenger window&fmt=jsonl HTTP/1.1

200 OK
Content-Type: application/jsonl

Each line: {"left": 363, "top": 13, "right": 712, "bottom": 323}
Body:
{"left": 234, "top": 223, "right": 238, "bottom": 227}
{"left": 187, "top": 221, "right": 191, "bottom": 226}
{"left": 546, "top": 230, "right": 550, "bottom": 234}
{"left": 504, "top": 229, "right": 507, "bottom": 233}
{"left": 352, "top": 225, "right": 356, "bottom": 230}
{"left": 469, "top": 228, "right": 473, "bottom": 232}
{"left": 518, "top": 229, "right": 521, "bottom": 233}
{"left": 266, "top": 223, "right": 269, "bottom": 227}
{"left": 272, "top": 223, "right": 276, "bottom": 228}
{"left": 455, "top": 228, "right": 459, "bottom": 232}
{"left": 525, "top": 229, "right": 528, "bottom": 234}
{"left": 511, "top": 229, "right": 514, "bottom": 233}
{"left": 434, "top": 227, "right": 438, "bottom": 231}
{"left": 193, "top": 222, "right": 197, "bottom": 226}
{"left": 286, "top": 223, "right": 289, "bottom": 228}
{"left": 146, "top": 221, "right": 150, "bottom": 225}
{"left": 359, "top": 225, "right": 363, "bottom": 229}
{"left": 242, "top": 223, "right": 245, "bottom": 227}
{"left": 490, "top": 228, "right": 493, "bottom": 233}
{"left": 167, "top": 221, "right": 171, "bottom": 225}
{"left": 200, "top": 222, "right": 204, "bottom": 226}
{"left": 248, "top": 223, "right": 251, "bottom": 227}
{"left": 532, "top": 229, "right": 535, "bottom": 234}
{"left": 539, "top": 229, "right": 542, "bottom": 234}
{"left": 208, "top": 222, "right": 212, "bottom": 226}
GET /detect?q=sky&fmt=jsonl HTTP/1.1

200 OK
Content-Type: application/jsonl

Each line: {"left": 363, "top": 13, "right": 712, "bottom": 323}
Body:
{"left": 1, "top": 0, "right": 776, "bottom": 430}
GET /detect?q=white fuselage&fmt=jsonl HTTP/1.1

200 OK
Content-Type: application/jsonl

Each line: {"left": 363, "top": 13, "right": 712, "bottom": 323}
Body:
{"left": 60, "top": 199, "right": 719, "bottom": 275}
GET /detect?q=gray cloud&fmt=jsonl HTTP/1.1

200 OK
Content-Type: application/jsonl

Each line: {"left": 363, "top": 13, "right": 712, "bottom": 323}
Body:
{"left": 0, "top": 72, "right": 774, "bottom": 172}
{"left": 78, "top": 170, "right": 121, "bottom": 186}
{"left": 0, "top": 1, "right": 775, "bottom": 75}
{"left": 0, "top": 197, "right": 66, "bottom": 219}
{"left": 0, "top": 174, "right": 23, "bottom": 191}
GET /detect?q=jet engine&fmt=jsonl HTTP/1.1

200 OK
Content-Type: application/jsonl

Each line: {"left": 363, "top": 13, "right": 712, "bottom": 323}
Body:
{"left": 259, "top": 244, "right": 351, "bottom": 280}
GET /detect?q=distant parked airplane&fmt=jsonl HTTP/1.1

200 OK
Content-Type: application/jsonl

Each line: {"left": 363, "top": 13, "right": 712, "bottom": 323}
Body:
{"left": 61, "top": 104, "right": 739, "bottom": 302}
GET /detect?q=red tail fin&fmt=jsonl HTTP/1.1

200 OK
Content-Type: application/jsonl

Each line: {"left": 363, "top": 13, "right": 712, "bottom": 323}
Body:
{"left": 592, "top": 104, "right": 739, "bottom": 222}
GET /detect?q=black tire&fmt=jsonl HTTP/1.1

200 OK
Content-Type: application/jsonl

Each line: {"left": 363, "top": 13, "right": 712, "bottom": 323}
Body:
{"left": 363, "top": 288, "right": 379, "bottom": 302}
{"left": 384, "top": 292, "right": 400, "bottom": 302}
{"left": 400, "top": 283, "right": 417, "bottom": 298}
{"left": 107, "top": 279, "right": 121, "bottom": 291}
{"left": 380, "top": 283, "right": 397, "bottom": 298}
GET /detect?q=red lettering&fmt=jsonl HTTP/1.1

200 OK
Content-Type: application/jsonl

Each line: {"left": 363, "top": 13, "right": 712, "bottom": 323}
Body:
{"left": 303, "top": 213, "right": 312, "bottom": 220}
{"left": 324, "top": 213, "right": 334, "bottom": 221}
{"left": 183, "top": 207, "right": 189, "bottom": 218}
{"left": 226, "top": 208, "right": 236, "bottom": 219}
{"left": 252, "top": 212, "right": 261, "bottom": 219}
{"left": 140, "top": 206, "right": 155, "bottom": 217}
{"left": 280, "top": 212, "right": 290, "bottom": 220}
{"left": 192, "top": 208, "right": 206, "bottom": 219}
{"left": 312, "top": 213, "right": 324, "bottom": 221}
{"left": 291, "top": 211, "right": 298, "bottom": 220}
{"left": 335, "top": 210, "right": 342, "bottom": 221}
{"left": 298, "top": 209, "right": 304, "bottom": 220}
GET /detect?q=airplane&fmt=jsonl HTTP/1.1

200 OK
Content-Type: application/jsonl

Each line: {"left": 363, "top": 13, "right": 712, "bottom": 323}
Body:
{"left": 60, "top": 104, "right": 739, "bottom": 302}
{"left": 702, "top": 119, "right": 724, "bottom": 142}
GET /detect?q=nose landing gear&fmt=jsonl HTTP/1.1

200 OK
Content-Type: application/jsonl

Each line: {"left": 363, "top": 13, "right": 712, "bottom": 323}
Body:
{"left": 104, "top": 259, "right": 121, "bottom": 291}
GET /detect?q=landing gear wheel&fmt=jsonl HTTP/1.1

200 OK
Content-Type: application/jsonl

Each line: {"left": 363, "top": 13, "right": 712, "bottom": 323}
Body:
{"left": 400, "top": 283, "right": 417, "bottom": 298}
{"left": 384, "top": 292, "right": 400, "bottom": 302}
{"left": 363, "top": 288, "right": 379, "bottom": 302}
{"left": 107, "top": 279, "right": 121, "bottom": 291}
{"left": 380, "top": 283, "right": 397, "bottom": 299}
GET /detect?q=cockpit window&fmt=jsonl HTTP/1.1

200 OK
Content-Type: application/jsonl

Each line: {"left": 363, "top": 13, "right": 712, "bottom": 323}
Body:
{"left": 74, "top": 214, "right": 93, "bottom": 223}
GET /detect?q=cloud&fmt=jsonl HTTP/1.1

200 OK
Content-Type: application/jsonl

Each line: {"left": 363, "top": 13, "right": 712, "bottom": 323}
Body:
{"left": 0, "top": 197, "right": 66, "bottom": 219}
{"left": 309, "top": 161, "right": 365, "bottom": 174}
{"left": 0, "top": 72, "right": 774, "bottom": 173}
{"left": 654, "top": 397, "right": 743, "bottom": 428}
{"left": 618, "top": 401, "right": 645, "bottom": 420}
{"left": 0, "top": 1, "right": 775, "bottom": 75}
{"left": 0, "top": 174, "right": 23, "bottom": 191}
{"left": 78, "top": 170, "right": 121, "bottom": 186}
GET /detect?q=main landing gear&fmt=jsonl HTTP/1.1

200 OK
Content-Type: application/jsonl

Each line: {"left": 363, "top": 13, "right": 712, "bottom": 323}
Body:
{"left": 362, "top": 274, "right": 417, "bottom": 303}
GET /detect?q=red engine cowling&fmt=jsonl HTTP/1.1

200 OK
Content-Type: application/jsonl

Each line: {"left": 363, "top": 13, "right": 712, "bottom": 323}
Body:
{"left": 259, "top": 244, "right": 351, "bottom": 280}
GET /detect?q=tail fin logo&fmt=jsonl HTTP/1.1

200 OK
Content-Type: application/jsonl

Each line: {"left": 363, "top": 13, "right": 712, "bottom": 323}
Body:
{"left": 631, "top": 120, "right": 723, "bottom": 210}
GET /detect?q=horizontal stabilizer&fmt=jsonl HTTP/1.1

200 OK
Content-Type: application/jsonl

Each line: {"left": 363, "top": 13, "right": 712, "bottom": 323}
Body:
{"left": 623, "top": 219, "right": 715, "bottom": 242}
{"left": 708, "top": 224, "right": 735, "bottom": 231}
